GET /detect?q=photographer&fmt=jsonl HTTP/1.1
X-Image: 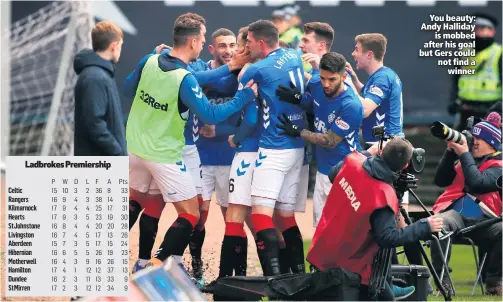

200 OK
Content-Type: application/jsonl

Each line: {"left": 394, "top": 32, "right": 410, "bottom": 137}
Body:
{"left": 432, "top": 113, "right": 502, "bottom": 296}
{"left": 307, "top": 137, "right": 443, "bottom": 300}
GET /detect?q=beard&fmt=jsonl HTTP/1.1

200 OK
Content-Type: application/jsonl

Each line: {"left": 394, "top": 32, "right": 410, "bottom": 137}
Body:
{"left": 216, "top": 55, "right": 231, "bottom": 66}
{"left": 323, "top": 82, "right": 343, "bottom": 98}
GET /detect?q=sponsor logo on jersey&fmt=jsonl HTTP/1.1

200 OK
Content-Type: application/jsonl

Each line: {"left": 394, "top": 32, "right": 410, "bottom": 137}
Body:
{"left": 140, "top": 90, "right": 168, "bottom": 111}
{"left": 209, "top": 97, "right": 232, "bottom": 105}
{"left": 369, "top": 85, "right": 384, "bottom": 97}
{"left": 335, "top": 117, "right": 350, "bottom": 130}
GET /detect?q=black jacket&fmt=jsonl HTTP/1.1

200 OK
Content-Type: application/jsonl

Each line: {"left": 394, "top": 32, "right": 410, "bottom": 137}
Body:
{"left": 73, "top": 49, "right": 127, "bottom": 156}
{"left": 329, "top": 154, "right": 431, "bottom": 249}
{"left": 434, "top": 150, "right": 502, "bottom": 194}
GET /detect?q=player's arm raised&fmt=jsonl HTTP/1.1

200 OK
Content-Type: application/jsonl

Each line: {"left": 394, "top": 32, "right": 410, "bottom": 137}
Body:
{"left": 344, "top": 62, "right": 380, "bottom": 118}
{"left": 345, "top": 62, "right": 364, "bottom": 94}
{"left": 229, "top": 62, "right": 260, "bottom": 147}
{"left": 179, "top": 74, "right": 257, "bottom": 124}
{"left": 231, "top": 101, "right": 259, "bottom": 147}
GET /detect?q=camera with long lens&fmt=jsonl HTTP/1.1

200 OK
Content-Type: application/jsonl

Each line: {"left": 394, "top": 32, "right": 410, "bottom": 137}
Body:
{"left": 372, "top": 126, "right": 426, "bottom": 200}
{"left": 430, "top": 116, "right": 481, "bottom": 150}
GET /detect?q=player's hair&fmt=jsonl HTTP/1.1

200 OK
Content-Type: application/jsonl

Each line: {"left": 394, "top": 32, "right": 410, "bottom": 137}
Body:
{"left": 248, "top": 19, "right": 279, "bottom": 48}
{"left": 355, "top": 33, "right": 387, "bottom": 61}
{"left": 212, "top": 28, "right": 235, "bottom": 42}
{"left": 279, "top": 40, "right": 290, "bottom": 49}
{"left": 303, "top": 22, "right": 334, "bottom": 51}
{"left": 238, "top": 26, "right": 249, "bottom": 40}
{"left": 174, "top": 12, "right": 206, "bottom": 25}
{"left": 173, "top": 18, "right": 204, "bottom": 47}
{"left": 381, "top": 137, "right": 413, "bottom": 172}
{"left": 91, "top": 21, "right": 123, "bottom": 52}
{"left": 320, "top": 52, "right": 346, "bottom": 74}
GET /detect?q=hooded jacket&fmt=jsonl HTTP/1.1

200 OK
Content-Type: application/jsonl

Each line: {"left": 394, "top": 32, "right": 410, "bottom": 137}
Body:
{"left": 73, "top": 49, "right": 126, "bottom": 156}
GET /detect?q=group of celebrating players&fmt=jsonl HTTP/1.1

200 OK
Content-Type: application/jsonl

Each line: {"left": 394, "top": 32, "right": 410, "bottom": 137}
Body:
{"left": 124, "top": 11, "right": 404, "bottom": 288}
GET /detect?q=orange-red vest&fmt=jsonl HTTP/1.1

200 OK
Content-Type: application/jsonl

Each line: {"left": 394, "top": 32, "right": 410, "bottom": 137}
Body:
{"left": 307, "top": 152, "right": 398, "bottom": 285}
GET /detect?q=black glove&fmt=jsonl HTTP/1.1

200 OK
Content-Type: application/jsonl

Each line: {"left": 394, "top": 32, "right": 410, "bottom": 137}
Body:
{"left": 276, "top": 82, "right": 302, "bottom": 105}
{"left": 276, "top": 113, "right": 302, "bottom": 137}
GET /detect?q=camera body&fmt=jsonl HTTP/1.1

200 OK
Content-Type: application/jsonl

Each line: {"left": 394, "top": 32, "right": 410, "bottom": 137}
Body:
{"left": 372, "top": 126, "right": 426, "bottom": 175}
{"left": 372, "top": 126, "right": 426, "bottom": 200}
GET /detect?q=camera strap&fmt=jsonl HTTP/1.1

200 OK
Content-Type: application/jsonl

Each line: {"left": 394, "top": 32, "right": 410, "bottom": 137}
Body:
{"left": 466, "top": 193, "right": 499, "bottom": 218}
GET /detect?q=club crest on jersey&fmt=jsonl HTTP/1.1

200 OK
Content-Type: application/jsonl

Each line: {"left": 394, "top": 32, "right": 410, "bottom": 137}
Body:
{"left": 335, "top": 117, "right": 350, "bottom": 130}
{"left": 328, "top": 112, "right": 336, "bottom": 124}
{"left": 369, "top": 85, "right": 384, "bottom": 97}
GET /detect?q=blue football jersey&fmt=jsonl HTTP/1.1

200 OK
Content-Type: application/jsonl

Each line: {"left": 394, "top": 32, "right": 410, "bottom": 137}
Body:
{"left": 307, "top": 76, "right": 363, "bottom": 175}
{"left": 239, "top": 48, "right": 305, "bottom": 150}
{"left": 182, "top": 57, "right": 209, "bottom": 146}
{"left": 234, "top": 99, "right": 263, "bottom": 152}
{"left": 197, "top": 61, "right": 239, "bottom": 166}
{"left": 361, "top": 66, "right": 404, "bottom": 143}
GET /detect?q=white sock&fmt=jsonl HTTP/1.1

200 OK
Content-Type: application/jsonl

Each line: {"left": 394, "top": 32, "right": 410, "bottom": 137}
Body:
{"left": 137, "top": 259, "right": 149, "bottom": 267}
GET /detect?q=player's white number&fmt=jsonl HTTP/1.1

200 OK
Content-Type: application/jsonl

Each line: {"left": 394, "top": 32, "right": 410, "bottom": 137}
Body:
{"left": 288, "top": 67, "right": 305, "bottom": 94}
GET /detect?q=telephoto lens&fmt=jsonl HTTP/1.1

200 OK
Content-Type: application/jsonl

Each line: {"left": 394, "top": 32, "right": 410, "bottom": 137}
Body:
{"left": 430, "top": 121, "right": 464, "bottom": 144}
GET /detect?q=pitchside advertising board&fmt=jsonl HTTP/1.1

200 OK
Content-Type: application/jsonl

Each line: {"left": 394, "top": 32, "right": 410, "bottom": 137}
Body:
{"left": 2, "top": 0, "right": 502, "bottom": 301}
